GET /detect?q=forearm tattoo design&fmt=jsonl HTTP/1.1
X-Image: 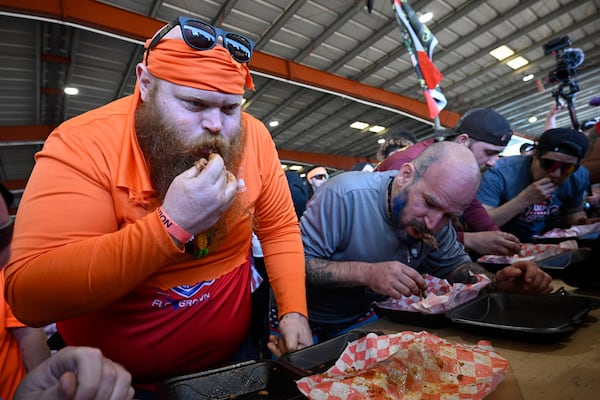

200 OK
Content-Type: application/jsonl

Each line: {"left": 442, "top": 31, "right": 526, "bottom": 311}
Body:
{"left": 306, "top": 258, "right": 352, "bottom": 287}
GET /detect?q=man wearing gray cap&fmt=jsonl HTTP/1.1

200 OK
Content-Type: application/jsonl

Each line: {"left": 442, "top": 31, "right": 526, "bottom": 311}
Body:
{"left": 378, "top": 108, "right": 521, "bottom": 257}
{"left": 477, "top": 128, "right": 591, "bottom": 241}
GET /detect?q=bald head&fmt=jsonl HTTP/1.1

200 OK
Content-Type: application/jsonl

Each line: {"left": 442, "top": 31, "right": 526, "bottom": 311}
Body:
{"left": 416, "top": 140, "right": 479, "bottom": 176}
{"left": 396, "top": 141, "right": 480, "bottom": 214}
{"left": 418, "top": 141, "right": 480, "bottom": 202}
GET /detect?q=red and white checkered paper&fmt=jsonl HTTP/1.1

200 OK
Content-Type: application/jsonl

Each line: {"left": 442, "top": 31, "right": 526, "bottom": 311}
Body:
{"left": 375, "top": 274, "right": 490, "bottom": 314}
{"left": 296, "top": 332, "right": 509, "bottom": 400}
{"left": 534, "top": 221, "right": 600, "bottom": 239}
{"left": 477, "top": 242, "right": 577, "bottom": 265}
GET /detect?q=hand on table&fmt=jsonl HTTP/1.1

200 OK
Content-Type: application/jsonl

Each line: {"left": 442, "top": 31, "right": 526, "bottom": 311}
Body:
{"left": 267, "top": 312, "right": 313, "bottom": 358}
{"left": 496, "top": 261, "right": 553, "bottom": 294}
{"left": 575, "top": 216, "right": 600, "bottom": 225}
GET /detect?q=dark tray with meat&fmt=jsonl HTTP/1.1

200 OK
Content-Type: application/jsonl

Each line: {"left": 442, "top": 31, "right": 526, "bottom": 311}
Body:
{"left": 532, "top": 230, "right": 600, "bottom": 248}
{"left": 478, "top": 248, "right": 592, "bottom": 278}
{"left": 280, "top": 330, "right": 379, "bottom": 374}
{"left": 446, "top": 291, "right": 600, "bottom": 343}
{"left": 160, "top": 360, "right": 307, "bottom": 400}
{"left": 373, "top": 303, "right": 448, "bottom": 329}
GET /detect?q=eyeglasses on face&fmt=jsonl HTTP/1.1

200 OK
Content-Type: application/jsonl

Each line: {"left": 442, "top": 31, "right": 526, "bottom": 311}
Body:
{"left": 538, "top": 157, "right": 580, "bottom": 175}
{"left": 312, "top": 174, "right": 328, "bottom": 180}
{"left": 145, "top": 16, "right": 254, "bottom": 65}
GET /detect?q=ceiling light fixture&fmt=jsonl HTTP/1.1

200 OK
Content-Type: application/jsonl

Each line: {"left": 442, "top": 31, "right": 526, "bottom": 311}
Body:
{"left": 64, "top": 87, "right": 79, "bottom": 95}
{"left": 350, "top": 121, "right": 369, "bottom": 130}
{"left": 268, "top": 120, "right": 279, "bottom": 127}
{"left": 528, "top": 116, "right": 538, "bottom": 123}
{"left": 507, "top": 56, "right": 529, "bottom": 70}
{"left": 522, "top": 74, "right": 535, "bottom": 82}
{"left": 419, "top": 12, "right": 433, "bottom": 24}
{"left": 377, "top": 138, "right": 386, "bottom": 144}
{"left": 368, "top": 125, "right": 386, "bottom": 133}
{"left": 489, "top": 45, "right": 514, "bottom": 61}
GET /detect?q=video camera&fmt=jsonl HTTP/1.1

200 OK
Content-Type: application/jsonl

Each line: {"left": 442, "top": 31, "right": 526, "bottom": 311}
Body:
{"left": 543, "top": 36, "right": 585, "bottom": 129}
{"left": 544, "top": 36, "right": 584, "bottom": 84}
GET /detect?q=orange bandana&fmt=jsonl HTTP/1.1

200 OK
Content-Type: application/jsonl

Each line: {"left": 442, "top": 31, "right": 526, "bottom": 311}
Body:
{"left": 145, "top": 38, "right": 255, "bottom": 94}
{"left": 307, "top": 167, "right": 328, "bottom": 180}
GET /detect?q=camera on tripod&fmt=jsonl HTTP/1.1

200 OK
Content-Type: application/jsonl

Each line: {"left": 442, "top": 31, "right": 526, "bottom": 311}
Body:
{"left": 543, "top": 36, "right": 585, "bottom": 129}
{"left": 544, "top": 36, "right": 584, "bottom": 85}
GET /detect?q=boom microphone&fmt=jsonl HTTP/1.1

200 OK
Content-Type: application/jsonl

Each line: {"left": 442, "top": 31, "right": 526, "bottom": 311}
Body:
{"left": 562, "top": 48, "right": 585, "bottom": 69}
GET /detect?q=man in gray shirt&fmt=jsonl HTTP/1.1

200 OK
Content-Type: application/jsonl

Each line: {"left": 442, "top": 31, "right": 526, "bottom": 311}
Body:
{"left": 301, "top": 141, "right": 553, "bottom": 339}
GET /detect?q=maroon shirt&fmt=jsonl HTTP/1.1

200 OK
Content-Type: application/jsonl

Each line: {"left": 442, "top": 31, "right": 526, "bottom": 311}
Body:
{"left": 376, "top": 138, "right": 499, "bottom": 243}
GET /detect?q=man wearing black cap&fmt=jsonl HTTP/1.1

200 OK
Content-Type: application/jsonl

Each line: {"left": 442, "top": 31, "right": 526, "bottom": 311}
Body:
{"left": 442, "top": 108, "right": 513, "bottom": 172}
{"left": 377, "top": 108, "right": 521, "bottom": 257}
{"left": 378, "top": 109, "right": 513, "bottom": 173}
{"left": 477, "top": 128, "right": 591, "bottom": 242}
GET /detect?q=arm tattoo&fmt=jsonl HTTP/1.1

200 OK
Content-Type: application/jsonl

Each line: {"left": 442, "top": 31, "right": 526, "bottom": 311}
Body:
{"left": 306, "top": 258, "right": 337, "bottom": 286}
{"left": 305, "top": 258, "right": 358, "bottom": 288}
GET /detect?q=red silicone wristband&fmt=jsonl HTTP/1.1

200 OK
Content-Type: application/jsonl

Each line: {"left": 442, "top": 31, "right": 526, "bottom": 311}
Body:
{"left": 157, "top": 207, "right": 193, "bottom": 244}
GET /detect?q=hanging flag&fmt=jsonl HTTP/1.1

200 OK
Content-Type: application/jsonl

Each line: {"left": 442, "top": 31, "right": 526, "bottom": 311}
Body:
{"left": 392, "top": 0, "right": 447, "bottom": 119}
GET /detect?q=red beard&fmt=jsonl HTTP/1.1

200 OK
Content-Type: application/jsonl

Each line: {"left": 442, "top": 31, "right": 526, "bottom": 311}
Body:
{"left": 134, "top": 90, "right": 250, "bottom": 252}
{"left": 134, "top": 91, "right": 244, "bottom": 202}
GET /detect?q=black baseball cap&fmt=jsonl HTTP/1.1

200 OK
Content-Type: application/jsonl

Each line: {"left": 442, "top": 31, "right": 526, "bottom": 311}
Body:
{"left": 520, "top": 143, "right": 535, "bottom": 153}
{"left": 453, "top": 108, "right": 513, "bottom": 147}
{"left": 536, "top": 128, "right": 589, "bottom": 160}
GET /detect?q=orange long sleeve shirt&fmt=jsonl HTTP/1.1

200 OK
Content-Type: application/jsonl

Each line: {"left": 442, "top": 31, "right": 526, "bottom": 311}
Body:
{"left": 1, "top": 272, "right": 26, "bottom": 400}
{"left": 4, "top": 94, "right": 306, "bottom": 327}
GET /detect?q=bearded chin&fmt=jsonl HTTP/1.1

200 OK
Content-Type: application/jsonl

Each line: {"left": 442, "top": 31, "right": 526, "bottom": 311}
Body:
{"left": 391, "top": 193, "right": 410, "bottom": 244}
{"left": 135, "top": 96, "right": 244, "bottom": 202}
{"left": 391, "top": 186, "right": 421, "bottom": 247}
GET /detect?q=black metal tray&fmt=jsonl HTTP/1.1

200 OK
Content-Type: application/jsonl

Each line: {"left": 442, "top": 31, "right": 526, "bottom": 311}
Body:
{"left": 478, "top": 248, "right": 592, "bottom": 278}
{"left": 536, "top": 248, "right": 591, "bottom": 272}
{"left": 446, "top": 292, "right": 600, "bottom": 343}
{"left": 159, "top": 360, "right": 307, "bottom": 400}
{"left": 280, "top": 330, "right": 375, "bottom": 374}
{"left": 532, "top": 230, "right": 600, "bottom": 247}
{"left": 373, "top": 303, "right": 448, "bottom": 328}
{"left": 559, "top": 240, "right": 600, "bottom": 289}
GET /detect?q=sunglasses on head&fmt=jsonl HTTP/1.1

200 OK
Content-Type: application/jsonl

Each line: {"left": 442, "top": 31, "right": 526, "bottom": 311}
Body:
{"left": 145, "top": 16, "right": 255, "bottom": 65}
{"left": 538, "top": 157, "right": 580, "bottom": 175}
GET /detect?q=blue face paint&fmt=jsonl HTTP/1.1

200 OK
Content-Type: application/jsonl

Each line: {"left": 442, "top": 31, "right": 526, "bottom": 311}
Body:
{"left": 391, "top": 185, "right": 433, "bottom": 246}
{"left": 391, "top": 188, "right": 411, "bottom": 243}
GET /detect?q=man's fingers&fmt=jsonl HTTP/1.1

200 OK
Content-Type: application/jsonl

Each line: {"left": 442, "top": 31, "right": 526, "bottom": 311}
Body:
{"left": 58, "top": 372, "right": 78, "bottom": 400}
{"left": 267, "top": 335, "right": 286, "bottom": 358}
{"left": 283, "top": 335, "right": 298, "bottom": 354}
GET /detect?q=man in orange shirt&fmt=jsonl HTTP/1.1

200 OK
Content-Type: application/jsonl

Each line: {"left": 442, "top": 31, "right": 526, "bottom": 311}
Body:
{"left": 4, "top": 16, "right": 311, "bottom": 392}
{"left": 1, "top": 196, "right": 50, "bottom": 399}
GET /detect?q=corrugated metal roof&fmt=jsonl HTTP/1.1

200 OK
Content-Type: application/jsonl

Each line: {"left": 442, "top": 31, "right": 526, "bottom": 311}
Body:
{"left": 0, "top": 0, "right": 599, "bottom": 196}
